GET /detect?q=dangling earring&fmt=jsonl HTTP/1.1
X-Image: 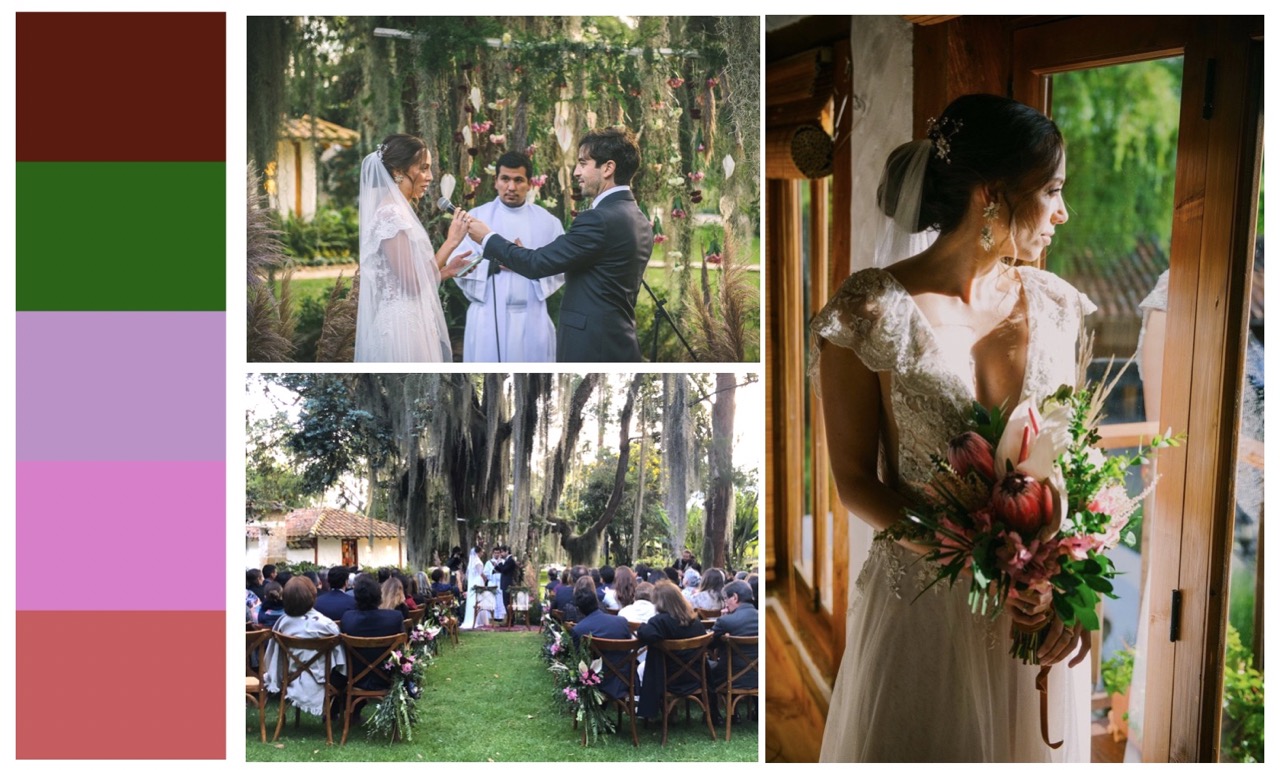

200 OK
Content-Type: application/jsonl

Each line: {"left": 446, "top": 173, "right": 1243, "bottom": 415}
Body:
{"left": 394, "top": 174, "right": 405, "bottom": 183}
{"left": 981, "top": 201, "right": 999, "bottom": 252}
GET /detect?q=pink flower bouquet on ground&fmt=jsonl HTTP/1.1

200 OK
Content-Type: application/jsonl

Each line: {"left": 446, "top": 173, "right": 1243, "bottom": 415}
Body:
{"left": 882, "top": 358, "right": 1182, "bottom": 663}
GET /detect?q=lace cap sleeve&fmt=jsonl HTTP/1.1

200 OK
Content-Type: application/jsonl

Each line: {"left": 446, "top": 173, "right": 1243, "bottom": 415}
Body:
{"left": 371, "top": 204, "right": 417, "bottom": 243}
{"left": 1139, "top": 269, "right": 1170, "bottom": 314}
{"left": 809, "top": 268, "right": 910, "bottom": 378}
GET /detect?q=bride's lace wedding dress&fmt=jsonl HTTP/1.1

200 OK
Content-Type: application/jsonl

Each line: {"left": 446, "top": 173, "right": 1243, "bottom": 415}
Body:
{"left": 812, "top": 265, "right": 1094, "bottom": 762}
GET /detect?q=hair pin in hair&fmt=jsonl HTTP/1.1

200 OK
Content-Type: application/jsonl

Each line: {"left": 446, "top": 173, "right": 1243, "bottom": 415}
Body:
{"left": 925, "top": 116, "right": 962, "bottom": 164}
{"left": 376, "top": 143, "right": 388, "bottom": 160}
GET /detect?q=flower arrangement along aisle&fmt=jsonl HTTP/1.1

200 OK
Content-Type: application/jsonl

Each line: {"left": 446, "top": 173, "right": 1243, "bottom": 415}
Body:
{"left": 539, "top": 611, "right": 615, "bottom": 744}
{"left": 367, "top": 647, "right": 431, "bottom": 742}
{"left": 409, "top": 617, "right": 442, "bottom": 657}
{"left": 881, "top": 353, "right": 1182, "bottom": 747}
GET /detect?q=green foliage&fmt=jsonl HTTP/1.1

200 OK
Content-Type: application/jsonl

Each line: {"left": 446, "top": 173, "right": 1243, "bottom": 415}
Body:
{"left": 1228, "top": 561, "right": 1258, "bottom": 667}
{"left": 1100, "top": 646, "right": 1135, "bottom": 697}
{"left": 246, "top": 412, "right": 312, "bottom": 513}
{"left": 270, "top": 374, "right": 395, "bottom": 494}
{"left": 1050, "top": 58, "right": 1182, "bottom": 272}
{"left": 1222, "top": 624, "right": 1265, "bottom": 763}
{"left": 275, "top": 206, "right": 359, "bottom": 264}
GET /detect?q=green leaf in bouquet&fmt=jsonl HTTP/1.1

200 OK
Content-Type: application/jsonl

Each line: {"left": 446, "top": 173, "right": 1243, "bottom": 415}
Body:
{"left": 1079, "top": 557, "right": 1104, "bottom": 575}
{"left": 1054, "top": 593, "right": 1077, "bottom": 623}
{"left": 1083, "top": 574, "right": 1114, "bottom": 595}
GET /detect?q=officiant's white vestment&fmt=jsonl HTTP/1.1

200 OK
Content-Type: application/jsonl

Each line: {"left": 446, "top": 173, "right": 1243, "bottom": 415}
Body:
{"left": 453, "top": 199, "right": 565, "bottom": 362}
{"left": 483, "top": 558, "right": 506, "bottom": 621}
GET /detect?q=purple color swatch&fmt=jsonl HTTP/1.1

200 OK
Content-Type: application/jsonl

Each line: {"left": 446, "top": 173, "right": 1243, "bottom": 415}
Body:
{"left": 16, "top": 460, "right": 226, "bottom": 610}
{"left": 16, "top": 311, "right": 225, "bottom": 461}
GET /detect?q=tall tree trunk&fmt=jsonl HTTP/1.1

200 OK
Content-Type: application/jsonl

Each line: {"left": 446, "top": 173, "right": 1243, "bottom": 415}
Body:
{"left": 663, "top": 374, "right": 691, "bottom": 560}
{"left": 704, "top": 373, "right": 737, "bottom": 568}
{"left": 507, "top": 374, "right": 546, "bottom": 562}
{"left": 630, "top": 387, "right": 649, "bottom": 564}
{"left": 534, "top": 374, "right": 601, "bottom": 558}
{"left": 549, "top": 374, "right": 643, "bottom": 565}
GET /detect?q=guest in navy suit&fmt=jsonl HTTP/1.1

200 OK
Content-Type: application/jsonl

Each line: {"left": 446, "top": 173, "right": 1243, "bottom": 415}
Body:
{"left": 339, "top": 574, "right": 406, "bottom": 710}
{"left": 314, "top": 566, "right": 356, "bottom": 622}
{"left": 636, "top": 581, "right": 709, "bottom": 719}
{"left": 568, "top": 576, "right": 634, "bottom": 701}
{"left": 707, "top": 580, "right": 759, "bottom": 724}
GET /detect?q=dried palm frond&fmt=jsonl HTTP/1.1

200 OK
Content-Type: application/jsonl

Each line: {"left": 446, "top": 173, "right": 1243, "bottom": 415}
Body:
{"left": 691, "top": 239, "right": 756, "bottom": 362}
{"left": 246, "top": 162, "right": 296, "bottom": 362}
{"left": 247, "top": 282, "right": 293, "bottom": 362}
{"left": 246, "top": 162, "right": 289, "bottom": 285}
{"left": 315, "top": 271, "right": 359, "bottom": 363}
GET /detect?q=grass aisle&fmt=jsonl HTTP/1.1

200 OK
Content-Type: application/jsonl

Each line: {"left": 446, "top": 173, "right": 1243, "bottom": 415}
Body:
{"left": 246, "top": 630, "right": 757, "bottom": 761}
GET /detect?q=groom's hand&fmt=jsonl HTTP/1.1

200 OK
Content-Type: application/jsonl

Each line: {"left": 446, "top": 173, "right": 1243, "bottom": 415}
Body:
{"left": 466, "top": 216, "right": 491, "bottom": 241}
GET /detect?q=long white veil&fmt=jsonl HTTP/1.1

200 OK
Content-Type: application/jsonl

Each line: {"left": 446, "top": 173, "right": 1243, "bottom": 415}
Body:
{"left": 354, "top": 151, "right": 453, "bottom": 362}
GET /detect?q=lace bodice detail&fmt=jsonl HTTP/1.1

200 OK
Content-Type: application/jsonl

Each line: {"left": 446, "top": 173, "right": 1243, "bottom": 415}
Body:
{"left": 811, "top": 266, "right": 1095, "bottom": 495}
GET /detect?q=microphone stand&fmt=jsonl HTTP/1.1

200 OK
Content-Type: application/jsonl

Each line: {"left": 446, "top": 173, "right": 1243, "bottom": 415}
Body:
{"left": 641, "top": 278, "right": 699, "bottom": 362}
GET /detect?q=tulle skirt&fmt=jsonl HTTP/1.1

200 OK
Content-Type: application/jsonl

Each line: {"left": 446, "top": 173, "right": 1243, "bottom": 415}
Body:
{"left": 819, "top": 540, "right": 1090, "bottom": 762}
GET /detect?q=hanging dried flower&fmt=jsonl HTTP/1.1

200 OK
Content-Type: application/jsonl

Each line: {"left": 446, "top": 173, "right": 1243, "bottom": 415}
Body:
{"left": 453, "top": 131, "right": 465, "bottom": 144}
{"left": 706, "top": 76, "right": 720, "bottom": 88}
{"left": 690, "top": 108, "right": 702, "bottom": 120}
{"left": 690, "top": 190, "right": 704, "bottom": 204}
{"left": 667, "top": 76, "right": 685, "bottom": 89}
{"left": 688, "top": 171, "right": 705, "bottom": 182}
{"left": 654, "top": 233, "right": 668, "bottom": 244}
{"left": 467, "top": 147, "right": 478, "bottom": 156}
{"left": 490, "top": 134, "right": 506, "bottom": 146}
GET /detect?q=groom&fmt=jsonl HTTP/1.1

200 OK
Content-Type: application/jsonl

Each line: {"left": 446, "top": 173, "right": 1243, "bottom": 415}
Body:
{"left": 464, "top": 127, "right": 653, "bottom": 362}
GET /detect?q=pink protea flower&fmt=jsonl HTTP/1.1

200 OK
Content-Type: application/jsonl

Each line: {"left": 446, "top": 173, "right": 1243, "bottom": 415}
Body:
{"left": 991, "top": 471, "right": 1054, "bottom": 537}
{"left": 688, "top": 171, "right": 705, "bottom": 182}
{"left": 948, "top": 432, "right": 996, "bottom": 482}
{"left": 530, "top": 174, "right": 547, "bottom": 188}
{"left": 706, "top": 253, "right": 723, "bottom": 265}
{"left": 671, "top": 207, "right": 687, "bottom": 220}
{"left": 401, "top": 663, "right": 413, "bottom": 675}
{"left": 653, "top": 234, "right": 668, "bottom": 244}
{"left": 490, "top": 134, "right": 506, "bottom": 146}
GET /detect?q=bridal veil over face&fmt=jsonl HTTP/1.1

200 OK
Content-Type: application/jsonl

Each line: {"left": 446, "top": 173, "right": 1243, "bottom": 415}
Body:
{"left": 354, "top": 150, "right": 453, "bottom": 362}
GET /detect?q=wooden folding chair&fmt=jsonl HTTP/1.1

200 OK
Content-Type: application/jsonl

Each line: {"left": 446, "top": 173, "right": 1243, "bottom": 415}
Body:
{"left": 586, "top": 636, "right": 643, "bottom": 746}
{"left": 339, "top": 632, "right": 408, "bottom": 745}
{"left": 245, "top": 628, "right": 271, "bottom": 742}
{"left": 715, "top": 634, "right": 759, "bottom": 741}
{"left": 509, "top": 589, "right": 533, "bottom": 629}
{"left": 656, "top": 634, "right": 717, "bottom": 745}
{"left": 269, "top": 632, "right": 342, "bottom": 744}
{"left": 406, "top": 606, "right": 426, "bottom": 627}
{"left": 696, "top": 607, "right": 723, "bottom": 620}
{"left": 433, "top": 594, "right": 460, "bottom": 647}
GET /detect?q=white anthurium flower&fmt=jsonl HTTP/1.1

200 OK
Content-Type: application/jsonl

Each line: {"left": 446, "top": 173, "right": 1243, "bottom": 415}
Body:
{"left": 590, "top": 657, "right": 603, "bottom": 674}
{"left": 723, "top": 154, "right": 736, "bottom": 179}
{"left": 461, "top": 125, "right": 472, "bottom": 146}
{"left": 719, "top": 195, "right": 736, "bottom": 218}
{"left": 554, "top": 102, "right": 574, "bottom": 153}
{"left": 440, "top": 174, "right": 457, "bottom": 201}
{"left": 469, "top": 86, "right": 482, "bottom": 112}
{"left": 586, "top": 110, "right": 597, "bottom": 129}
{"left": 577, "top": 659, "right": 590, "bottom": 676}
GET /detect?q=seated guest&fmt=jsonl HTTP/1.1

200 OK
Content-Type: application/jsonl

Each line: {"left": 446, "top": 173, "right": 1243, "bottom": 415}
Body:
{"left": 276, "top": 570, "right": 294, "bottom": 588}
{"left": 544, "top": 568, "right": 560, "bottom": 602}
{"left": 377, "top": 567, "right": 391, "bottom": 584}
{"left": 707, "top": 580, "right": 760, "bottom": 724}
{"left": 612, "top": 566, "right": 638, "bottom": 609}
{"left": 553, "top": 566, "right": 583, "bottom": 613}
{"left": 735, "top": 571, "right": 748, "bottom": 581}
{"left": 430, "top": 568, "right": 458, "bottom": 599}
{"left": 261, "top": 563, "right": 278, "bottom": 587}
{"left": 681, "top": 569, "right": 701, "bottom": 600}
{"left": 338, "top": 574, "right": 407, "bottom": 724}
{"left": 618, "top": 581, "right": 658, "bottom": 624}
{"left": 397, "top": 574, "right": 418, "bottom": 610}
{"left": 315, "top": 566, "right": 356, "bottom": 621}
{"left": 247, "top": 568, "right": 265, "bottom": 600}
{"left": 380, "top": 574, "right": 411, "bottom": 619}
{"left": 303, "top": 570, "right": 320, "bottom": 591}
{"left": 262, "top": 575, "right": 341, "bottom": 719}
{"left": 636, "top": 581, "right": 709, "bottom": 720}
{"left": 662, "top": 567, "right": 681, "bottom": 585}
{"left": 690, "top": 567, "right": 726, "bottom": 612}
{"left": 600, "top": 565, "right": 619, "bottom": 609}
{"left": 412, "top": 571, "right": 432, "bottom": 606}
{"left": 568, "top": 576, "right": 634, "bottom": 700}
{"left": 747, "top": 574, "right": 759, "bottom": 609}
{"left": 257, "top": 580, "right": 286, "bottom": 628}
{"left": 590, "top": 568, "right": 604, "bottom": 601}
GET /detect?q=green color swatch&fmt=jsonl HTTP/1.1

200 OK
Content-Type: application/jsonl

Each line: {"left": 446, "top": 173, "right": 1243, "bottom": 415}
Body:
{"left": 17, "top": 162, "right": 225, "bottom": 310}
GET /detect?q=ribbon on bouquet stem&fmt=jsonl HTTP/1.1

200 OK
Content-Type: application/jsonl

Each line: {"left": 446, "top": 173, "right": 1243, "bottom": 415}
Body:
{"left": 1036, "top": 665, "right": 1063, "bottom": 749}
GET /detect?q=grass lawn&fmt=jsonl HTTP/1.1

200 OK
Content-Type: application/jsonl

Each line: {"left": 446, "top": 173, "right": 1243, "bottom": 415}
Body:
{"left": 246, "top": 630, "right": 758, "bottom": 761}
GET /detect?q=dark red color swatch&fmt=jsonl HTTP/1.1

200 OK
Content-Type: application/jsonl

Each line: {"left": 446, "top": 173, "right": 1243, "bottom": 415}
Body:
{"left": 17, "top": 13, "right": 225, "bottom": 161}
{"left": 16, "top": 610, "right": 225, "bottom": 758}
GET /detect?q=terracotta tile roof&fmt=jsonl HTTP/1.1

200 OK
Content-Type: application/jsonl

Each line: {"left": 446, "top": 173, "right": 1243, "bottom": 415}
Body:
{"left": 280, "top": 115, "right": 360, "bottom": 146}
{"left": 245, "top": 507, "right": 402, "bottom": 541}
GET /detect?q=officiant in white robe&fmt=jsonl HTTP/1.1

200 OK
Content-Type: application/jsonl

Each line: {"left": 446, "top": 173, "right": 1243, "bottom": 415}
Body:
{"left": 452, "top": 152, "right": 565, "bottom": 363}
{"left": 482, "top": 554, "right": 506, "bottom": 622}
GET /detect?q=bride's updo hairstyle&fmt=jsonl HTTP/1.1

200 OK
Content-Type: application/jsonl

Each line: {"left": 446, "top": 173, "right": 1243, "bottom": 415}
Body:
{"left": 378, "top": 133, "right": 427, "bottom": 177}
{"left": 878, "top": 94, "right": 1064, "bottom": 236}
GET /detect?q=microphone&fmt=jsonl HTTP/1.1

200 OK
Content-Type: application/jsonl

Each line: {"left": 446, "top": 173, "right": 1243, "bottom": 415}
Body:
{"left": 437, "top": 197, "right": 457, "bottom": 214}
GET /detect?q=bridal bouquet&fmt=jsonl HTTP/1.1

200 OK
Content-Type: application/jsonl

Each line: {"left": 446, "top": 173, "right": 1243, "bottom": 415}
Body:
{"left": 881, "top": 359, "right": 1181, "bottom": 665}
{"left": 367, "top": 648, "right": 431, "bottom": 742}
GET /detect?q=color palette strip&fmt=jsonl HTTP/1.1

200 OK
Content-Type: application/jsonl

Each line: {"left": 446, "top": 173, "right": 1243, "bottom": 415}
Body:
{"left": 15, "top": 12, "right": 227, "bottom": 759}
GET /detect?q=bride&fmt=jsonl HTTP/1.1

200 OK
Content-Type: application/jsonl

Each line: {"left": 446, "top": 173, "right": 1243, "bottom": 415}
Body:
{"left": 460, "top": 545, "right": 485, "bottom": 629}
{"left": 812, "top": 94, "right": 1092, "bottom": 761}
{"left": 355, "top": 133, "right": 476, "bottom": 362}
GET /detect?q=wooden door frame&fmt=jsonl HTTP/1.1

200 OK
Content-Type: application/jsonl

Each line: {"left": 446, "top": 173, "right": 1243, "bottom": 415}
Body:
{"left": 1013, "top": 15, "right": 1263, "bottom": 761}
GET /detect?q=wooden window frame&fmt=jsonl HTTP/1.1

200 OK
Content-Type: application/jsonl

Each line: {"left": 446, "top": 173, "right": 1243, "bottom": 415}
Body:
{"left": 1012, "top": 15, "right": 1263, "bottom": 761}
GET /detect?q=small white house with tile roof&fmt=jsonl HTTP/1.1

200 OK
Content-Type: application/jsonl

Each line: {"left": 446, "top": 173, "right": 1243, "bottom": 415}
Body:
{"left": 246, "top": 507, "right": 403, "bottom": 568}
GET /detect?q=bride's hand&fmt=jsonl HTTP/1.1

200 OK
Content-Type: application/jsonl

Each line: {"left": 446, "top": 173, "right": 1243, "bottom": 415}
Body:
{"left": 1007, "top": 586, "right": 1053, "bottom": 629}
{"left": 1036, "top": 615, "right": 1091, "bottom": 667}
{"left": 441, "top": 250, "right": 475, "bottom": 280}
{"left": 446, "top": 209, "right": 470, "bottom": 244}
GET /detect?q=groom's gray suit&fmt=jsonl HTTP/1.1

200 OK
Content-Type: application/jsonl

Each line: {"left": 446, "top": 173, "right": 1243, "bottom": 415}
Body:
{"left": 481, "top": 189, "right": 653, "bottom": 362}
